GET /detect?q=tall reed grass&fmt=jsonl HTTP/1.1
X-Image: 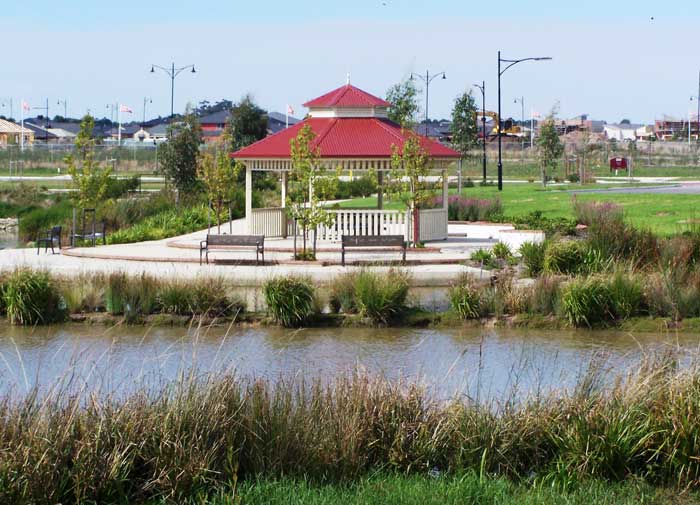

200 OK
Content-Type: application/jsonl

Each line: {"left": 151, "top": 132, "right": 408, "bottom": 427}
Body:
{"left": 1, "top": 357, "right": 699, "bottom": 503}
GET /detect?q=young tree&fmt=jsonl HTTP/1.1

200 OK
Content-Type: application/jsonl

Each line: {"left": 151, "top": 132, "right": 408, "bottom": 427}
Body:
{"left": 66, "top": 114, "right": 112, "bottom": 210}
{"left": 451, "top": 90, "right": 479, "bottom": 158}
{"left": 389, "top": 132, "right": 435, "bottom": 246}
{"left": 386, "top": 80, "right": 420, "bottom": 128}
{"left": 536, "top": 116, "right": 564, "bottom": 187}
{"left": 198, "top": 130, "right": 241, "bottom": 232}
{"left": 288, "top": 124, "right": 338, "bottom": 259}
{"left": 159, "top": 109, "right": 203, "bottom": 194}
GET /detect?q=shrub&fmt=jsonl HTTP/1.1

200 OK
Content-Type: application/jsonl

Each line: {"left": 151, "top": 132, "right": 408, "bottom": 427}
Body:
{"left": 442, "top": 196, "right": 502, "bottom": 222}
{"left": 470, "top": 249, "right": 493, "bottom": 264}
{"left": 519, "top": 241, "right": 547, "bottom": 277}
{"left": 528, "top": 275, "right": 564, "bottom": 315}
{"left": 543, "top": 240, "right": 586, "bottom": 275}
{"left": 157, "top": 278, "right": 243, "bottom": 316}
{"left": 263, "top": 277, "right": 316, "bottom": 327}
{"left": 108, "top": 206, "right": 209, "bottom": 244}
{"left": 328, "top": 272, "right": 359, "bottom": 314}
{"left": 18, "top": 199, "right": 73, "bottom": 243}
{"left": 492, "top": 275, "right": 527, "bottom": 316}
{"left": 103, "top": 175, "right": 140, "bottom": 199}
{"left": 492, "top": 242, "right": 512, "bottom": 260}
{"left": 105, "top": 272, "right": 157, "bottom": 322}
{"left": 3, "top": 269, "right": 66, "bottom": 325}
{"left": 58, "top": 273, "right": 105, "bottom": 313}
{"left": 560, "top": 277, "right": 614, "bottom": 327}
{"left": 509, "top": 211, "right": 577, "bottom": 237}
{"left": 608, "top": 271, "right": 643, "bottom": 320}
{"left": 567, "top": 173, "right": 580, "bottom": 183}
{"left": 449, "top": 274, "right": 490, "bottom": 319}
{"left": 353, "top": 270, "right": 410, "bottom": 324}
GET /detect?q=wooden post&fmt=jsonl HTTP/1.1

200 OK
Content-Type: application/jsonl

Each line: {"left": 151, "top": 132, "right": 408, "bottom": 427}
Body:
{"left": 377, "top": 170, "right": 384, "bottom": 210}
{"left": 442, "top": 169, "right": 449, "bottom": 210}
{"left": 245, "top": 164, "right": 253, "bottom": 234}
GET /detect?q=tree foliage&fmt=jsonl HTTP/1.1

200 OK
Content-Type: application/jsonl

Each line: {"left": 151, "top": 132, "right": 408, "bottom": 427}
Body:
{"left": 536, "top": 115, "right": 564, "bottom": 187}
{"left": 451, "top": 90, "right": 479, "bottom": 158}
{"left": 389, "top": 133, "right": 436, "bottom": 245}
{"left": 288, "top": 124, "right": 338, "bottom": 259}
{"left": 66, "top": 114, "right": 112, "bottom": 209}
{"left": 226, "top": 94, "right": 268, "bottom": 152}
{"left": 198, "top": 129, "right": 241, "bottom": 232}
{"left": 386, "top": 80, "right": 420, "bottom": 128}
{"left": 159, "top": 109, "right": 203, "bottom": 194}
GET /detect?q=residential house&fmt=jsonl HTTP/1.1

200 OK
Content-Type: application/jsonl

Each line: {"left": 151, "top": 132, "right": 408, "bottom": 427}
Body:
{"left": 267, "top": 111, "right": 300, "bottom": 134}
{"left": 604, "top": 123, "right": 642, "bottom": 141}
{"left": 0, "top": 119, "right": 34, "bottom": 146}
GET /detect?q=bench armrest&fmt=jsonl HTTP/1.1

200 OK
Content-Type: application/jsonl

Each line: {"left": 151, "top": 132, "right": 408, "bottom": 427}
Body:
{"left": 200, "top": 240, "right": 208, "bottom": 249}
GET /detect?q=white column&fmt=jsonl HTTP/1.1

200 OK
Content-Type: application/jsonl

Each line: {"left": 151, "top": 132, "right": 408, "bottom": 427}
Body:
{"left": 442, "top": 168, "right": 448, "bottom": 210}
{"left": 245, "top": 164, "right": 253, "bottom": 233}
{"left": 281, "top": 170, "right": 288, "bottom": 238}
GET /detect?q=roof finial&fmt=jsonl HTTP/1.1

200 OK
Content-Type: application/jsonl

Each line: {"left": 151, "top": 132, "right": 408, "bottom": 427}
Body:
{"left": 346, "top": 72, "right": 351, "bottom": 85}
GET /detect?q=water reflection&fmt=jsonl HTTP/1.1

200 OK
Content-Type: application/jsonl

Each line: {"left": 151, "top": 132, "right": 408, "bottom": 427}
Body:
{"left": 0, "top": 323, "right": 698, "bottom": 403}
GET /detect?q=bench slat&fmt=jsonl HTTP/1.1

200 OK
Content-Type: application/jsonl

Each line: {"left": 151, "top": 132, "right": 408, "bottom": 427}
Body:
{"left": 342, "top": 234, "right": 404, "bottom": 248}
{"left": 207, "top": 234, "right": 264, "bottom": 246}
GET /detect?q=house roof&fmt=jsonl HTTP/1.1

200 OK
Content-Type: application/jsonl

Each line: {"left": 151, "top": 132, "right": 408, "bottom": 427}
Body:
{"left": 268, "top": 111, "right": 300, "bottom": 124}
{"left": 147, "top": 123, "right": 170, "bottom": 136}
{"left": 303, "top": 84, "right": 391, "bottom": 108}
{"left": 0, "top": 119, "right": 25, "bottom": 134}
{"left": 232, "top": 116, "right": 460, "bottom": 159}
{"left": 199, "top": 110, "right": 230, "bottom": 125}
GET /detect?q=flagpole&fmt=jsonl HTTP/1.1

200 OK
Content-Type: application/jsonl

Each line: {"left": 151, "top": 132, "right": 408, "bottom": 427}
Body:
{"left": 285, "top": 105, "right": 289, "bottom": 129}
{"left": 118, "top": 103, "right": 122, "bottom": 146}
{"left": 530, "top": 108, "right": 534, "bottom": 148}
{"left": 20, "top": 99, "right": 24, "bottom": 152}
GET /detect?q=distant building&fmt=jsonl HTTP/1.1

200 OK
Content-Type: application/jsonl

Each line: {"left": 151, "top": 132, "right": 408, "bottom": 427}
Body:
{"left": 654, "top": 116, "right": 699, "bottom": 141}
{"left": 0, "top": 119, "right": 34, "bottom": 146}
{"left": 267, "top": 111, "right": 300, "bottom": 134}
{"left": 555, "top": 115, "right": 606, "bottom": 135}
{"left": 604, "top": 123, "right": 643, "bottom": 141}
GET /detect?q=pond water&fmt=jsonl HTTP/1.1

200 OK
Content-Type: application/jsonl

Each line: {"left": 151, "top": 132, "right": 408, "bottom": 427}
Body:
{"left": 1, "top": 324, "right": 698, "bottom": 402}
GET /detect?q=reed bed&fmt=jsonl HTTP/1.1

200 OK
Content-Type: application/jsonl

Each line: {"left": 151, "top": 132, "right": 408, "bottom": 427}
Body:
{"left": 0, "top": 356, "right": 699, "bottom": 503}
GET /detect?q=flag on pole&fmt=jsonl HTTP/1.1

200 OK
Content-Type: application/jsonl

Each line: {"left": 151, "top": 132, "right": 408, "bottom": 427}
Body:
{"left": 287, "top": 105, "right": 294, "bottom": 115}
{"left": 531, "top": 109, "right": 542, "bottom": 119}
{"left": 22, "top": 100, "right": 30, "bottom": 112}
{"left": 119, "top": 104, "right": 133, "bottom": 113}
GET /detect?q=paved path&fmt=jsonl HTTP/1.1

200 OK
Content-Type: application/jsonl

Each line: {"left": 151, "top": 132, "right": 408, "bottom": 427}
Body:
{"left": 1, "top": 218, "right": 496, "bottom": 287}
{"left": 569, "top": 181, "right": 700, "bottom": 195}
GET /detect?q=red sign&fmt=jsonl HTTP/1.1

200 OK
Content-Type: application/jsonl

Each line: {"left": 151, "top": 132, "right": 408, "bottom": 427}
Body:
{"left": 610, "top": 157, "right": 628, "bottom": 170}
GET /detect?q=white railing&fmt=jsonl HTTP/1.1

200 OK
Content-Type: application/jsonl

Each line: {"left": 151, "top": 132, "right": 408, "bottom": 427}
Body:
{"left": 418, "top": 208, "right": 448, "bottom": 242}
{"left": 250, "top": 207, "right": 287, "bottom": 237}
{"left": 249, "top": 207, "right": 447, "bottom": 242}
{"left": 316, "top": 209, "right": 410, "bottom": 241}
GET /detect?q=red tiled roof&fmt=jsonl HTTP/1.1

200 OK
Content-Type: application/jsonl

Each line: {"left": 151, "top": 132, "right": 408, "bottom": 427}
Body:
{"left": 231, "top": 117, "right": 460, "bottom": 159}
{"left": 303, "top": 84, "right": 391, "bottom": 108}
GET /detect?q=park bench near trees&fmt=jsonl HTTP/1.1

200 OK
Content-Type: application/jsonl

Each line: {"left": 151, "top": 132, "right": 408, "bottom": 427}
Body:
{"left": 341, "top": 234, "right": 406, "bottom": 266}
{"left": 200, "top": 234, "right": 265, "bottom": 265}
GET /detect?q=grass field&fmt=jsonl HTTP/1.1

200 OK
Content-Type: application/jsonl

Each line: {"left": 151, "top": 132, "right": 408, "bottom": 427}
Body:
{"left": 459, "top": 160, "right": 700, "bottom": 180}
{"left": 338, "top": 182, "right": 699, "bottom": 235}
{"left": 182, "top": 475, "right": 697, "bottom": 505}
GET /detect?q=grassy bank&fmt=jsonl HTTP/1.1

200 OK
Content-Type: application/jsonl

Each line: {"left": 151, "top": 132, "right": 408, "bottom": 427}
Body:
{"left": 196, "top": 474, "right": 696, "bottom": 505}
{"left": 3, "top": 358, "right": 700, "bottom": 503}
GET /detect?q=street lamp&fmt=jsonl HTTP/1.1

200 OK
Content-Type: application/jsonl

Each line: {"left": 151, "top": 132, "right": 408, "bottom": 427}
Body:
{"left": 410, "top": 70, "right": 446, "bottom": 135}
{"left": 473, "top": 81, "right": 487, "bottom": 182}
{"left": 497, "top": 51, "right": 551, "bottom": 191}
{"left": 142, "top": 97, "right": 153, "bottom": 125}
{"left": 690, "top": 70, "right": 700, "bottom": 144}
{"left": 150, "top": 62, "right": 196, "bottom": 120}
{"left": 57, "top": 99, "right": 67, "bottom": 119}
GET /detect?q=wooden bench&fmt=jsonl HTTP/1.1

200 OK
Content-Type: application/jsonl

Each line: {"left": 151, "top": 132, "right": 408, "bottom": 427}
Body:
{"left": 341, "top": 234, "right": 406, "bottom": 266}
{"left": 200, "top": 234, "right": 265, "bottom": 265}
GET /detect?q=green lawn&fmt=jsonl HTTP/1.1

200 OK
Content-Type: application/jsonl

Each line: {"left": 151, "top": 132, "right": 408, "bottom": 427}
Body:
{"left": 337, "top": 182, "right": 699, "bottom": 235}
{"left": 179, "top": 475, "right": 696, "bottom": 505}
{"left": 458, "top": 160, "right": 700, "bottom": 180}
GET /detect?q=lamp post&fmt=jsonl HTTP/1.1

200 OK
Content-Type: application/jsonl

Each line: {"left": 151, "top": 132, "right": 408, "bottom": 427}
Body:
{"left": 150, "top": 62, "right": 196, "bottom": 120}
{"left": 56, "top": 99, "right": 67, "bottom": 119}
{"left": 410, "top": 70, "right": 446, "bottom": 135}
{"left": 497, "top": 51, "right": 551, "bottom": 191}
{"left": 142, "top": 97, "right": 152, "bottom": 125}
{"left": 473, "top": 81, "right": 487, "bottom": 182}
{"left": 690, "top": 70, "right": 700, "bottom": 144}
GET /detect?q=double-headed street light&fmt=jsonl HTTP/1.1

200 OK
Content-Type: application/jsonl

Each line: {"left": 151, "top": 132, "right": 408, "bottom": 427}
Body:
{"left": 473, "top": 81, "right": 487, "bottom": 182}
{"left": 497, "top": 51, "right": 551, "bottom": 191}
{"left": 150, "top": 62, "right": 196, "bottom": 120}
{"left": 410, "top": 70, "right": 446, "bottom": 135}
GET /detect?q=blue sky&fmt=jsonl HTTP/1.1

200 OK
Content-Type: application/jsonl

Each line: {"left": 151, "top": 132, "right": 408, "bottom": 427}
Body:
{"left": 2, "top": 1, "right": 699, "bottom": 123}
